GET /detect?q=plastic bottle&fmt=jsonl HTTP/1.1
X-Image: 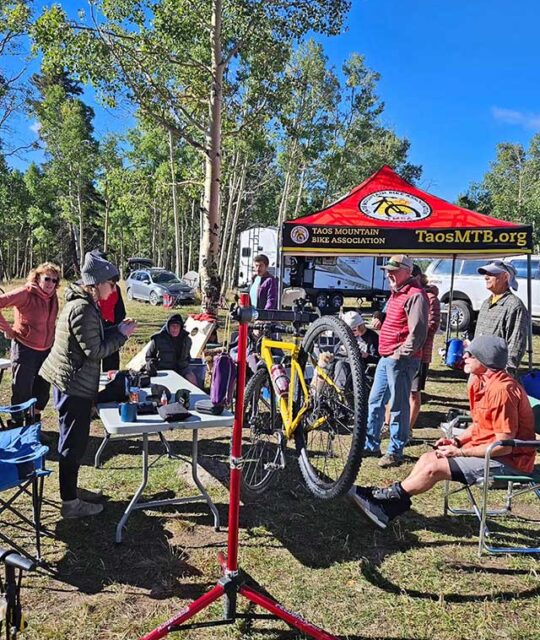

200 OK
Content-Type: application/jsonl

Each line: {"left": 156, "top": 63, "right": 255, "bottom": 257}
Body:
{"left": 160, "top": 390, "right": 168, "bottom": 406}
{"left": 270, "top": 364, "right": 289, "bottom": 398}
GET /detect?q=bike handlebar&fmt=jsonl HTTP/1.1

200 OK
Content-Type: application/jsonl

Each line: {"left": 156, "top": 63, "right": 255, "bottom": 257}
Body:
{"left": 252, "top": 323, "right": 299, "bottom": 335}
{"left": 252, "top": 309, "right": 319, "bottom": 324}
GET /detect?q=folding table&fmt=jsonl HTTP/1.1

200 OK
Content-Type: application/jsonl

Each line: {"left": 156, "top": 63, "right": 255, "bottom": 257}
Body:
{"left": 97, "top": 370, "right": 233, "bottom": 542}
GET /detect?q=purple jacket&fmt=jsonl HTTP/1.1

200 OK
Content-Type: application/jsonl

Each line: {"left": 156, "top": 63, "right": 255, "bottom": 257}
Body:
{"left": 254, "top": 274, "right": 278, "bottom": 310}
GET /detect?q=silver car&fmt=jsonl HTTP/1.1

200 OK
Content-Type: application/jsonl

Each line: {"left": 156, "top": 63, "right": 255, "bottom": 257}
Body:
{"left": 125, "top": 268, "right": 195, "bottom": 306}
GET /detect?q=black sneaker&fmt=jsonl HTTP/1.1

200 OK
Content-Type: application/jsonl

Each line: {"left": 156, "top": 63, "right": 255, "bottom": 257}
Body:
{"left": 347, "top": 486, "right": 389, "bottom": 529}
{"left": 372, "top": 482, "right": 403, "bottom": 501}
{"left": 371, "top": 483, "right": 412, "bottom": 520}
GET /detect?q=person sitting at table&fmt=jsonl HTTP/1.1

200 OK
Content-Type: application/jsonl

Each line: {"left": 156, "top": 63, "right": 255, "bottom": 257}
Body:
{"left": 40, "top": 251, "right": 137, "bottom": 519}
{"left": 145, "top": 314, "right": 198, "bottom": 386}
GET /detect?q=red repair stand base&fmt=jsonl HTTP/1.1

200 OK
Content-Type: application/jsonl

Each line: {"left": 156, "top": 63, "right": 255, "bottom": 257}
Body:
{"left": 140, "top": 293, "right": 338, "bottom": 640}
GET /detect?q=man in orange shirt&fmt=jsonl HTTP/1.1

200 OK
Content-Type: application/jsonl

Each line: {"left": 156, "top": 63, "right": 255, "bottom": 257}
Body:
{"left": 348, "top": 335, "right": 536, "bottom": 529}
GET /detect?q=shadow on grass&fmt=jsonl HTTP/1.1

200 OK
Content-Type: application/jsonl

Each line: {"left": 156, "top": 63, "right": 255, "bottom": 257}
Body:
{"left": 49, "top": 499, "right": 209, "bottom": 598}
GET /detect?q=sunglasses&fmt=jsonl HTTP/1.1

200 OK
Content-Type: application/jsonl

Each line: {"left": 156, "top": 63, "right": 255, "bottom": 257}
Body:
{"left": 42, "top": 276, "right": 59, "bottom": 283}
{"left": 385, "top": 260, "right": 406, "bottom": 269}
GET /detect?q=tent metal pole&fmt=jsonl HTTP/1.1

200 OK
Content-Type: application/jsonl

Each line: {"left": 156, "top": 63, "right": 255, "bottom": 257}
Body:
{"left": 527, "top": 254, "right": 533, "bottom": 371}
{"left": 444, "top": 255, "right": 457, "bottom": 346}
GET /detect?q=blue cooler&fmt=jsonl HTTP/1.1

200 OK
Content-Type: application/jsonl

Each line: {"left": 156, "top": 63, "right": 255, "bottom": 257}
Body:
{"left": 521, "top": 370, "right": 540, "bottom": 400}
{"left": 446, "top": 338, "right": 464, "bottom": 368}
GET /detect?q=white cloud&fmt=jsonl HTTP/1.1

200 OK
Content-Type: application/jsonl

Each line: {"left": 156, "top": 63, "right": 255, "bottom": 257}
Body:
{"left": 29, "top": 121, "right": 41, "bottom": 134}
{"left": 491, "top": 107, "right": 540, "bottom": 130}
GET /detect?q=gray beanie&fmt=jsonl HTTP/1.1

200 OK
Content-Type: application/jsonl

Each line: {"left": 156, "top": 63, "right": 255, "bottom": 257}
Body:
{"left": 81, "top": 251, "right": 119, "bottom": 285}
{"left": 466, "top": 336, "right": 508, "bottom": 370}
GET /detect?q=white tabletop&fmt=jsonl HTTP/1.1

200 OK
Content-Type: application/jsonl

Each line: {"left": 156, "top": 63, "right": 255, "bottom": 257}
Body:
{"left": 98, "top": 370, "right": 234, "bottom": 436}
{"left": 0, "top": 358, "right": 10, "bottom": 370}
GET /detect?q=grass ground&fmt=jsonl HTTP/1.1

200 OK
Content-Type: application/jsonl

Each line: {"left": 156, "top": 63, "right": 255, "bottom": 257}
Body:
{"left": 1, "top": 282, "right": 540, "bottom": 640}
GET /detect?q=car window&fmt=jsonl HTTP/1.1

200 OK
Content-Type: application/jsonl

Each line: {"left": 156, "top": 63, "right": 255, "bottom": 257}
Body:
{"left": 430, "top": 259, "right": 459, "bottom": 275}
{"left": 460, "top": 260, "right": 487, "bottom": 275}
{"left": 131, "top": 271, "right": 140, "bottom": 280}
{"left": 140, "top": 272, "right": 150, "bottom": 282}
{"left": 507, "top": 259, "right": 540, "bottom": 278}
{"left": 151, "top": 270, "right": 180, "bottom": 284}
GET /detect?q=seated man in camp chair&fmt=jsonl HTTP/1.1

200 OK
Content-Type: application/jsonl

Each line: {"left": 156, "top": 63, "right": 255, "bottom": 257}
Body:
{"left": 348, "top": 335, "right": 536, "bottom": 529}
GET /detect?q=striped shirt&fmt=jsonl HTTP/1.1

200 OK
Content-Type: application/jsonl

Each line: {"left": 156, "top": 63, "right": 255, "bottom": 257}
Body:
{"left": 474, "top": 290, "right": 529, "bottom": 372}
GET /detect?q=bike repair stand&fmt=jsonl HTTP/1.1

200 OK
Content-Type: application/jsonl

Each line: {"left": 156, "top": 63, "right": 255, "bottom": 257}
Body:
{"left": 141, "top": 293, "right": 338, "bottom": 640}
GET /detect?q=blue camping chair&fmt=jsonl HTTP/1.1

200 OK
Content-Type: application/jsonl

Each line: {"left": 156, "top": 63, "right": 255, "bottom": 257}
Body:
{"left": 0, "top": 399, "right": 51, "bottom": 560}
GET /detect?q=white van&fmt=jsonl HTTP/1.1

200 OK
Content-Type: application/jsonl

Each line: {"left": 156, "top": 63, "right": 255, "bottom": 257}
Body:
{"left": 425, "top": 255, "right": 540, "bottom": 330}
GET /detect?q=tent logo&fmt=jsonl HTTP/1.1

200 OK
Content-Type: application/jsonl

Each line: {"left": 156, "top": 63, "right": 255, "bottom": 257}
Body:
{"left": 360, "top": 190, "right": 432, "bottom": 222}
{"left": 290, "top": 225, "right": 310, "bottom": 244}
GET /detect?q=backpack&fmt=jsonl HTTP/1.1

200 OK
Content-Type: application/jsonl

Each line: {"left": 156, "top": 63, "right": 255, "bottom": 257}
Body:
{"left": 210, "top": 352, "right": 237, "bottom": 408}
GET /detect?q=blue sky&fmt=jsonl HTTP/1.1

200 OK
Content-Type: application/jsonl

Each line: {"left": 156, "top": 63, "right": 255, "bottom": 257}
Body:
{"left": 318, "top": 0, "right": 540, "bottom": 200}
{"left": 7, "top": 0, "right": 540, "bottom": 202}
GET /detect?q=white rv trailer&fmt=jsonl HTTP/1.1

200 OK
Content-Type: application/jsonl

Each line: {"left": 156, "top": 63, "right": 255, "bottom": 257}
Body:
{"left": 282, "top": 254, "right": 389, "bottom": 310}
{"left": 237, "top": 226, "right": 389, "bottom": 310}
{"left": 237, "top": 226, "right": 278, "bottom": 286}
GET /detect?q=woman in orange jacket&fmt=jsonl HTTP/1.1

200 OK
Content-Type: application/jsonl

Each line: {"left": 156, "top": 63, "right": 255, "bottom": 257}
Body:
{"left": 0, "top": 262, "right": 60, "bottom": 420}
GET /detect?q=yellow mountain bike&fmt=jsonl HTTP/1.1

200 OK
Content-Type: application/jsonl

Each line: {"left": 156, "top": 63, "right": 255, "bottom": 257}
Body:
{"left": 241, "top": 311, "right": 367, "bottom": 500}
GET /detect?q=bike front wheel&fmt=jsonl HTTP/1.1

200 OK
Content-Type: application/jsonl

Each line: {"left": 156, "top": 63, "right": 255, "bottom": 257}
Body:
{"left": 296, "top": 315, "right": 367, "bottom": 499}
{"left": 241, "top": 368, "right": 283, "bottom": 500}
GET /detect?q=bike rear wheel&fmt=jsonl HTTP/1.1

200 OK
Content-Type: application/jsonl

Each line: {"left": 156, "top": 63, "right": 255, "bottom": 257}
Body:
{"left": 296, "top": 315, "right": 367, "bottom": 499}
{"left": 241, "top": 368, "right": 283, "bottom": 499}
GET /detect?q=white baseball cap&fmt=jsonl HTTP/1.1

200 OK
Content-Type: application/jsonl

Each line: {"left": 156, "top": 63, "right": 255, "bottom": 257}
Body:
{"left": 341, "top": 311, "right": 365, "bottom": 329}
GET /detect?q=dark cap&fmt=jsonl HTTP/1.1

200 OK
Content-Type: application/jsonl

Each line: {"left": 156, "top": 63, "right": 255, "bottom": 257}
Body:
{"left": 465, "top": 335, "right": 508, "bottom": 370}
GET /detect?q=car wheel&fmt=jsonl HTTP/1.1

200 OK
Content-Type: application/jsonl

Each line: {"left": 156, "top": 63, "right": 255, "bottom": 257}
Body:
{"left": 149, "top": 290, "right": 160, "bottom": 306}
{"left": 126, "top": 288, "right": 134, "bottom": 301}
{"left": 450, "top": 300, "right": 472, "bottom": 331}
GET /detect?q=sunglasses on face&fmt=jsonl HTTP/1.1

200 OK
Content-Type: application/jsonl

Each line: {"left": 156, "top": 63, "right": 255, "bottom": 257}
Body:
{"left": 42, "top": 276, "right": 59, "bottom": 283}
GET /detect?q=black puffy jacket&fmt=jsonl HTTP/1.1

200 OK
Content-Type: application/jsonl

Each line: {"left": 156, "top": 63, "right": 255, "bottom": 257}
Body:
{"left": 145, "top": 313, "right": 192, "bottom": 375}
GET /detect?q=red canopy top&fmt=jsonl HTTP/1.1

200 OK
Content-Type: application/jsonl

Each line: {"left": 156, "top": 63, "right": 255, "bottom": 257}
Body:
{"left": 282, "top": 165, "right": 532, "bottom": 256}
{"left": 290, "top": 165, "right": 519, "bottom": 229}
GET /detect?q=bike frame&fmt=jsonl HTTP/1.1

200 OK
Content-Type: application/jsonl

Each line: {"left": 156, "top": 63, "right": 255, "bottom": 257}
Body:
{"left": 259, "top": 336, "right": 342, "bottom": 441}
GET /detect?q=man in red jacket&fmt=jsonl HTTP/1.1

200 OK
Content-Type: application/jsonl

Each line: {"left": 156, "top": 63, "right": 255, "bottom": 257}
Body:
{"left": 363, "top": 255, "right": 428, "bottom": 468}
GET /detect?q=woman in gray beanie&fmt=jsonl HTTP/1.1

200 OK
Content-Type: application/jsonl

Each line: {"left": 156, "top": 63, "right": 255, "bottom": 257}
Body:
{"left": 40, "top": 252, "right": 136, "bottom": 518}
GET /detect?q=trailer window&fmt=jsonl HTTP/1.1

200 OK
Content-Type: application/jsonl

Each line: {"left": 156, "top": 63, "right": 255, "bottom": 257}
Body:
{"left": 241, "top": 248, "right": 251, "bottom": 257}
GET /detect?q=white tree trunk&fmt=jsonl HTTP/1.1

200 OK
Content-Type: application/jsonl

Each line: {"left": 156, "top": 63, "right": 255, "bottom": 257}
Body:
{"left": 199, "top": 0, "right": 224, "bottom": 314}
{"left": 223, "top": 160, "right": 247, "bottom": 293}
{"left": 168, "top": 129, "right": 182, "bottom": 276}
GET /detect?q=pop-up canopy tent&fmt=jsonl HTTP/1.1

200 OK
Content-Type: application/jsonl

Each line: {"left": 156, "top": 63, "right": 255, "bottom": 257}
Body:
{"left": 280, "top": 165, "right": 535, "bottom": 366}
{"left": 282, "top": 165, "right": 532, "bottom": 257}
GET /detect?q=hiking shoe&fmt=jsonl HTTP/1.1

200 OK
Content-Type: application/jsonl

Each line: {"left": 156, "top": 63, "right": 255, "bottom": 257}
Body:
{"left": 61, "top": 498, "right": 103, "bottom": 519}
{"left": 362, "top": 448, "right": 382, "bottom": 458}
{"left": 347, "top": 486, "right": 389, "bottom": 529}
{"left": 378, "top": 453, "right": 404, "bottom": 468}
{"left": 372, "top": 482, "right": 404, "bottom": 501}
{"left": 77, "top": 487, "right": 104, "bottom": 503}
